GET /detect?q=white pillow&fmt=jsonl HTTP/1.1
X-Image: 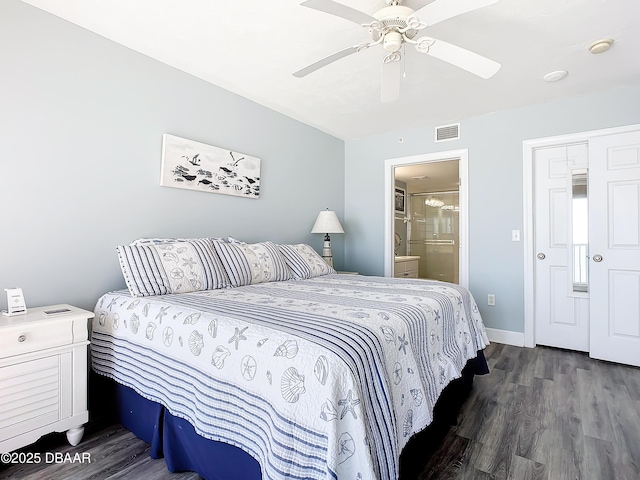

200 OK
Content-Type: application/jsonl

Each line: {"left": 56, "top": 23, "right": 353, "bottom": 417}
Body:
{"left": 276, "top": 244, "right": 336, "bottom": 279}
{"left": 117, "top": 239, "right": 229, "bottom": 297}
{"left": 212, "top": 241, "right": 292, "bottom": 287}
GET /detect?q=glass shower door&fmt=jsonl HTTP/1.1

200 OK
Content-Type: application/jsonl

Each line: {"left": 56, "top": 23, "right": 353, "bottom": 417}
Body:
{"left": 409, "top": 192, "right": 459, "bottom": 283}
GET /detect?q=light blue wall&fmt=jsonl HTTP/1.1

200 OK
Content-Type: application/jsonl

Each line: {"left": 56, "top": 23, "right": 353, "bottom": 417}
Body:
{"left": 0, "top": 0, "right": 344, "bottom": 312}
{"left": 345, "top": 84, "right": 640, "bottom": 333}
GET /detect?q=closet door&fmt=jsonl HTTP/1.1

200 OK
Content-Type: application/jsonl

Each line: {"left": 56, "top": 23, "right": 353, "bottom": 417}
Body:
{"left": 534, "top": 144, "right": 590, "bottom": 351}
{"left": 588, "top": 130, "right": 640, "bottom": 367}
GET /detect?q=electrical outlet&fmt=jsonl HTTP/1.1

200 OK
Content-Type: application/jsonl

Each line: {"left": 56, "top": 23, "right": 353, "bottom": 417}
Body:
{"left": 487, "top": 294, "right": 496, "bottom": 306}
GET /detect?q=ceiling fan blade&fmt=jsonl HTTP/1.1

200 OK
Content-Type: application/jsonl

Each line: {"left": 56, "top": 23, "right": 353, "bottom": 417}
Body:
{"left": 413, "top": 0, "right": 499, "bottom": 27}
{"left": 380, "top": 57, "right": 402, "bottom": 103}
{"left": 293, "top": 45, "right": 362, "bottom": 77}
{"left": 419, "top": 37, "right": 501, "bottom": 79}
{"left": 301, "top": 0, "right": 377, "bottom": 26}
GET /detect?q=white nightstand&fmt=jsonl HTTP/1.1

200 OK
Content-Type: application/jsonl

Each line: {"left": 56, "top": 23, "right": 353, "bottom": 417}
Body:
{"left": 0, "top": 304, "right": 93, "bottom": 453}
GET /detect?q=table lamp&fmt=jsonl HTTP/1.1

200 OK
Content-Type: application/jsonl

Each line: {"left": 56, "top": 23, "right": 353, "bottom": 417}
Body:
{"left": 311, "top": 209, "right": 344, "bottom": 267}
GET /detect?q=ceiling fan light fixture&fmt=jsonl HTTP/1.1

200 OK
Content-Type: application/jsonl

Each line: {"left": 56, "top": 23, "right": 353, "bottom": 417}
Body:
{"left": 383, "top": 31, "right": 403, "bottom": 52}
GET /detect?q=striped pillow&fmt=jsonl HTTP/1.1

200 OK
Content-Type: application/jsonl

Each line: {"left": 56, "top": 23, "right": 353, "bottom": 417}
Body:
{"left": 277, "top": 244, "right": 336, "bottom": 279}
{"left": 212, "top": 241, "right": 292, "bottom": 287}
{"left": 117, "top": 239, "right": 230, "bottom": 297}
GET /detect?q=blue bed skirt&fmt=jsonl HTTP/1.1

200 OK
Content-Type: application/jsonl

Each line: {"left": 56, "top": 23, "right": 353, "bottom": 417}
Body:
{"left": 107, "top": 351, "right": 488, "bottom": 480}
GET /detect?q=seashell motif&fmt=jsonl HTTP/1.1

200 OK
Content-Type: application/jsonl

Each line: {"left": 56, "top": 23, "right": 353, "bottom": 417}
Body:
{"left": 337, "top": 432, "right": 355, "bottom": 464}
{"left": 170, "top": 268, "right": 184, "bottom": 280}
{"left": 257, "top": 338, "right": 268, "bottom": 347}
{"left": 130, "top": 313, "right": 140, "bottom": 334}
{"left": 281, "top": 367, "right": 305, "bottom": 403}
{"left": 189, "top": 278, "right": 203, "bottom": 290}
{"left": 241, "top": 355, "right": 257, "bottom": 380}
{"left": 378, "top": 312, "right": 390, "bottom": 321}
{"left": 320, "top": 400, "right": 338, "bottom": 422}
{"left": 189, "top": 330, "right": 204, "bottom": 356}
{"left": 393, "top": 362, "right": 403, "bottom": 385}
{"left": 183, "top": 313, "right": 201, "bottom": 325}
{"left": 314, "top": 356, "right": 329, "bottom": 385}
{"left": 142, "top": 303, "right": 150, "bottom": 317}
{"left": 208, "top": 318, "right": 218, "bottom": 338}
{"left": 98, "top": 297, "right": 105, "bottom": 308}
{"left": 127, "top": 299, "right": 140, "bottom": 310}
{"left": 266, "top": 370, "right": 272, "bottom": 384}
{"left": 403, "top": 410, "right": 413, "bottom": 437}
{"left": 98, "top": 311, "right": 107, "bottom": 326}
{"left": 274, "top": 340, "right": 299, "bottom": 359}
{"left": 464, "top": 332, "right": 471, "bottom": 344}
{"left": 430, "top": 330, "right": 436, "bottom": 344}
{"left": 179, "top": 336, "right": 183, "bottom": 347}
{"left": 162, "top": 326, "right": 173, "bottom": 347}
{"left": 347, "top": 311, "right": 369, "bottom": 319}
{"left": 145, "top": 322, "right": 157, "bottom": 340}
{"left": 176, "top": 247, "right": 188, "bottom": 254}
{"left": 401, "top": 394, "right": 405, "bottom": 406}
{"left": 173, "top": 311, "right": 182, "bottom": 320}
{"left": 410, "top": 389, "right": 423, "bottom": 407}
{"left": 390, "top": 297, "right": 407, "bottom": 302}
{"left": 112, "top": 313, "right": 120, "bottom": 330}
{"left": 380, "top": 326, "right": 396, "bottom": 344}
{"left": 162, "top": 252, "right": 179, "bottom": 263}
{"left": 407, "top": 367, "right": 414, "bottom": 375}
{"left": 211, "top": 346, "right": 231, "bottom": 369}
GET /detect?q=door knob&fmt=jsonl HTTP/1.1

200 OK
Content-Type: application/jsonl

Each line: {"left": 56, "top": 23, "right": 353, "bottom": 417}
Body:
{"left": 593, "top": 254, "right": 603, "bottom": 262}
{"left": 537, "top": 253, "right": 546, "bottom": 260}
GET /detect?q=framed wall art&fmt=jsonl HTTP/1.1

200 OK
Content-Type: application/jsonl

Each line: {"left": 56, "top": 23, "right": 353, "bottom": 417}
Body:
{"left": 160, "top": 134, "right": 261, "bottom": 198}
{"left": 394, "top": 187, "right": 406, "bottom": 215}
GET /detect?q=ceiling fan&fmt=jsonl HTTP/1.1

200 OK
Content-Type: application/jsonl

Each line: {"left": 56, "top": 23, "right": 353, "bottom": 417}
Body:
{"left": 293, "top": 0, "right": 502, "bottom": 102}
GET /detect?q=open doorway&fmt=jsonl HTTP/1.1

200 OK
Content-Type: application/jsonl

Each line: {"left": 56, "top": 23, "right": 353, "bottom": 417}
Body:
{"left": 384, "top": 149, "right": 469, "bottom": 287}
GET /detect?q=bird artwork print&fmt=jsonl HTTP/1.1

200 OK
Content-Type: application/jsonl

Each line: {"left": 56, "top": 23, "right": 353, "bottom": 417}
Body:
{"left": 161, "top": 134, "right": 261, "bottom": 198}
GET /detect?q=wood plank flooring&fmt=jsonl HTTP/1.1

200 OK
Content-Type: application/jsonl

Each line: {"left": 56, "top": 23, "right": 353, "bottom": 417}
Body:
{"left": 1, "top": 343, "right": 638, "bottom": 480}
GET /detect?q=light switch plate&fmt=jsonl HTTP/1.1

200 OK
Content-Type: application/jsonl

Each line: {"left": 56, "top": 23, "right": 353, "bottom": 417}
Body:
{"left": 512, "top": 230, "right": 520, "bottom": 241}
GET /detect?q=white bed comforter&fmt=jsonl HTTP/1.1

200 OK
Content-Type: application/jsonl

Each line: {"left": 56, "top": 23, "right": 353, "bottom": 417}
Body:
{"left": 91, "top": 274, "right": 488, "bottom": 480}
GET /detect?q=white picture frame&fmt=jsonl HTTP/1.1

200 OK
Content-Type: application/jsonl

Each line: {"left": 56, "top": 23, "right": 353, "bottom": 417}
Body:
{"left": 160, "top": 134, "right": 261, "bottom": 198}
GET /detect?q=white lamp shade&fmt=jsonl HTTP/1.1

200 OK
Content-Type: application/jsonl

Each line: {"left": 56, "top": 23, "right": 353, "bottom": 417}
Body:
{"left": 311, "top": 210, "right": 344, "bottom": 234}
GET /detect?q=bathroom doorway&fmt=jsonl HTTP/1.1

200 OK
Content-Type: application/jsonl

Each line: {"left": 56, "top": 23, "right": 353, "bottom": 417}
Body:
{"left": 384, "top": 149, "right": 468, "bottom": 287}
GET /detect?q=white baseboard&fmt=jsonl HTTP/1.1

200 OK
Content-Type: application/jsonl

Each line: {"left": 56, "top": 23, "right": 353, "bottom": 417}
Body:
{"left": 485, "top": 327, "right": 525, "bottom": 347}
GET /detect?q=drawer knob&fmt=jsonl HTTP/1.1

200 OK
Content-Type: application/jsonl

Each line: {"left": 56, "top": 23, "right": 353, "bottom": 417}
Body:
{"left": 18, "top": 334, "right": 26, "bottom": 343}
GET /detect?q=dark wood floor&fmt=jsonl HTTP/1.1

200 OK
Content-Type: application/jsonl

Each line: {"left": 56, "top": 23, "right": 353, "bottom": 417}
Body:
{"left": 1, "top": 343, "right": 638, "bottom": 480}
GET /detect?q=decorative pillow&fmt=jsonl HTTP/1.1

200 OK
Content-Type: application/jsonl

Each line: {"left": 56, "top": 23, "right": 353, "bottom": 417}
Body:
{"left": 131, "top": 237, "right": 226, "bottom": 246}
{"left": 117, "top": 239, "right": 229, "bottom": 297}
{"left": 277, "top": 244, "right": 336, "bottom": 279}
{"left": 212, "top": 241, "right": 292, "bottom": 287}
{"left": 227, "top": 236, "right": 245, "bottom": 244}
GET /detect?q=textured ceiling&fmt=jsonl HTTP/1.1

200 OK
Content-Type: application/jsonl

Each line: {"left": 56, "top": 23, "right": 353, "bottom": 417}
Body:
{"left": 20, "top": 0, "right": 640, "bottom": 140}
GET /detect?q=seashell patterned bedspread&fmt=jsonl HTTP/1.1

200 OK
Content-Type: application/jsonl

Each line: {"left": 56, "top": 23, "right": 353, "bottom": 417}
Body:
{"left": 91, "top": 274, "right": 489, "bottom": 480}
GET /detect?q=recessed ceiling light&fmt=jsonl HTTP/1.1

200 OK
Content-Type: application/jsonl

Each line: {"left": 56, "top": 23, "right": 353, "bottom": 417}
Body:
{"left": 543, "top": 70, "right": 569, "bottom": 82}
{"left": 589, "top": 38, "right": 614, "bottom": 54}
{"left": 411, "top": 175, "right": 428, "bottom": 180}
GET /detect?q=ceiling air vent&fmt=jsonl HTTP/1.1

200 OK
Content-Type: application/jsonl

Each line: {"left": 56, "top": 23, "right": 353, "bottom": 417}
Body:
{"left": 435, "top": 123, "right": 460, "bottom": 142}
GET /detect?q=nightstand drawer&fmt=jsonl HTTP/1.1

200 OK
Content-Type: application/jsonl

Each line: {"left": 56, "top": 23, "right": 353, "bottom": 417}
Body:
{"left": 0, "top": 322, "right": 73, "bottom": 359}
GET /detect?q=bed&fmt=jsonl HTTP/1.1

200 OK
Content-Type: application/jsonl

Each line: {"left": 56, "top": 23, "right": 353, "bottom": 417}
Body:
{"left": 90, "top": 239, "right": 489, "bottom": 480}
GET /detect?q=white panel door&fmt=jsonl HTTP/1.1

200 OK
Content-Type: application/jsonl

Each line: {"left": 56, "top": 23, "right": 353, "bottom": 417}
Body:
{"left": 589, "top": 130, "right": 640, "bottom": 367}
{"left": 534, "top": 144, "right": 590, "bottom": 351}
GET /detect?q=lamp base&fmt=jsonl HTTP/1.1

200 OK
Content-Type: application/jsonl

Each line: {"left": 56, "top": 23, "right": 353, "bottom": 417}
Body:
{"left": 321, "top": 237, "right": 333, "bottom": 267}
